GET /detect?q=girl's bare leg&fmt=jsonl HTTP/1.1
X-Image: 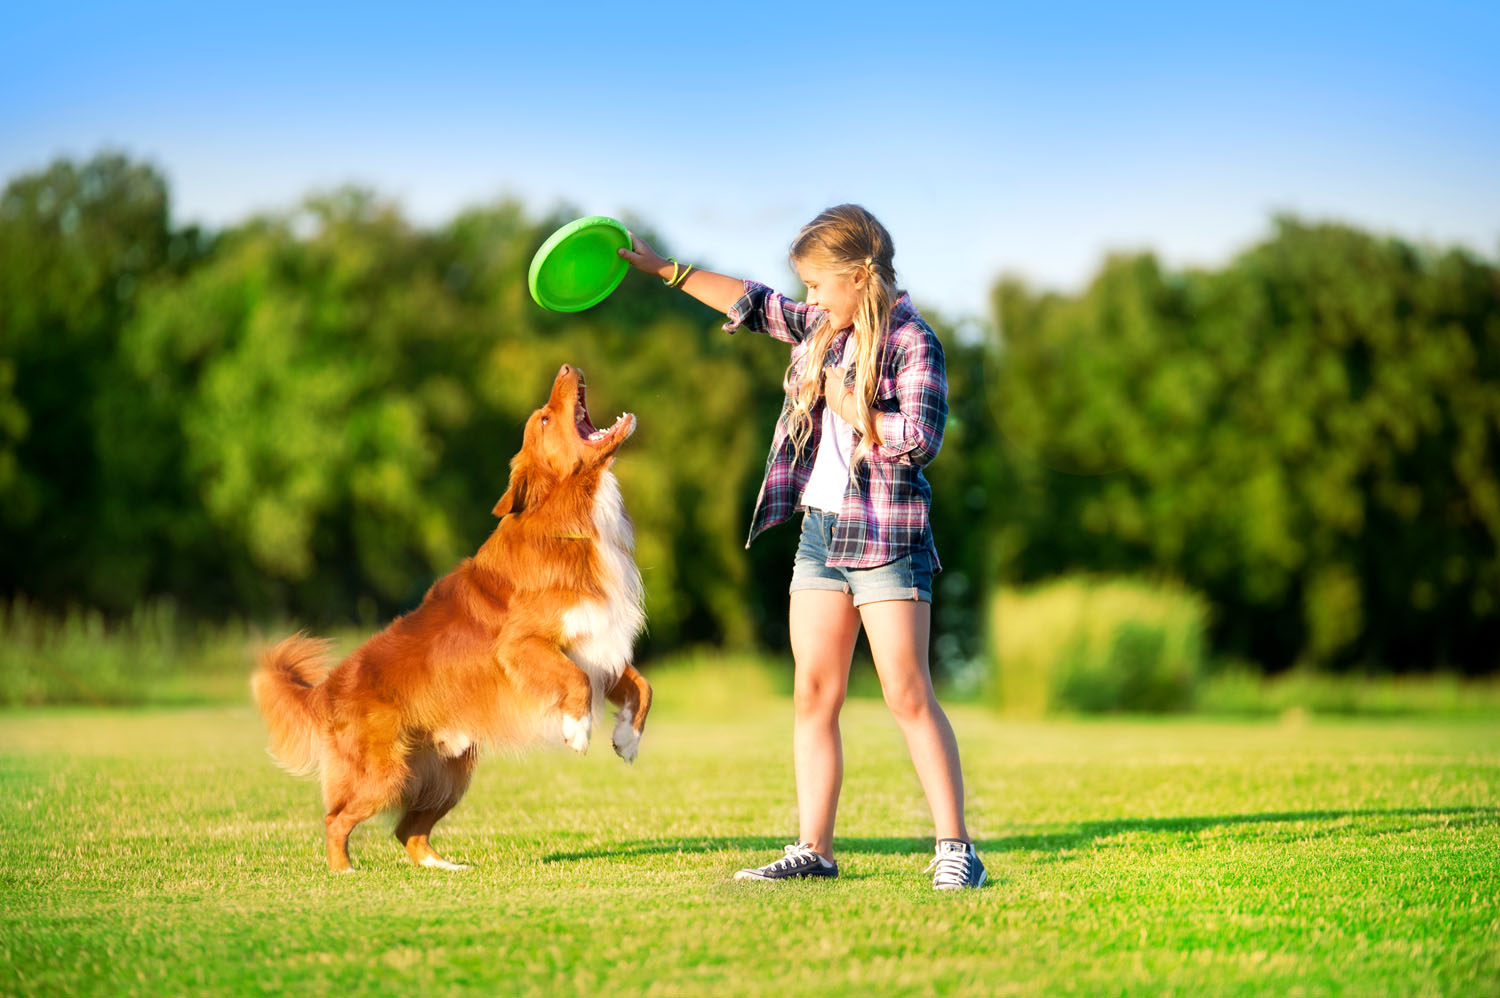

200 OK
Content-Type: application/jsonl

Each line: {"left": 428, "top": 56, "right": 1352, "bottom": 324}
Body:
{"left": 789, "top": 588, "right": 861, "bottom": 860}
{"left": 859, "top": 599, "right": 968, "bottom": 842}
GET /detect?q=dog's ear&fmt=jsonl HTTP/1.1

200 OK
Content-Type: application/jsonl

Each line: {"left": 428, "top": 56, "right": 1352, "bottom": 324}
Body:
{"left": 492, "top": 466, "right": 530, "bottom": 518}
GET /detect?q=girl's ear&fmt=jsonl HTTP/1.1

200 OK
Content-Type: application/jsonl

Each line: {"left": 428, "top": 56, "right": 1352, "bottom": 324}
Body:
{"left": 492, "top": 465, "right": 530, "bottom": 518}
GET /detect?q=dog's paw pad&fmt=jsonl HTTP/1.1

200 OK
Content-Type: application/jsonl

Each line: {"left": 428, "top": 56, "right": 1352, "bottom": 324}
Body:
{"left": 561, "top": 714, "right": 591, "bottom": 754}
{"left": 611, "top": 714, "right": 640, "bottom": 763}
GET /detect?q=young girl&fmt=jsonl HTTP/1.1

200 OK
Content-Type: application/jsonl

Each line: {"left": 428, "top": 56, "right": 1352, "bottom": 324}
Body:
{"left": 619, "top": 204, "right": 985, "bottom": 890}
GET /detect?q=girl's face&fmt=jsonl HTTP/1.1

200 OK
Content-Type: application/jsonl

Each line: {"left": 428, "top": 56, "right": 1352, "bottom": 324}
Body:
{"left": 794, "top": 257, "right": 864, "bottom": 332}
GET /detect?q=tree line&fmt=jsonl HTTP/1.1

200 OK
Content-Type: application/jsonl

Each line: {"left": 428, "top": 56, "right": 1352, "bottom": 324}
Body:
{"left": 2, "top": 153, "right": 1495, "bottom": 673}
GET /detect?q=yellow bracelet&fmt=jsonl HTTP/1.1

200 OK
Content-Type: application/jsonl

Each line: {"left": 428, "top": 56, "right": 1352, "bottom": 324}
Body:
{"left": 671, "top": 263, "right": 695, "bottom": 288}
{"left": 662, "top": 258, "right": 680, "bottom": 287}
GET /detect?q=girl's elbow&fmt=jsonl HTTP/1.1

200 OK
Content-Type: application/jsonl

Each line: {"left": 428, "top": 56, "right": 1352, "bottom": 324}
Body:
{"left": 906, "top": 423, "right": 944, "bottom": 465}
{"left": 909, "top": 438, "right": 942, "bottom": 467}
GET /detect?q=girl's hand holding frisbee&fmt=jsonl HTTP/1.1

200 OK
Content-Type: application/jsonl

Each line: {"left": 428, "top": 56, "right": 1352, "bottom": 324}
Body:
{"left": 619, "top": 233, "right": 745, "bottom": 313}
{"left": 618, "top": 233, "right": 673, "bottom": 281}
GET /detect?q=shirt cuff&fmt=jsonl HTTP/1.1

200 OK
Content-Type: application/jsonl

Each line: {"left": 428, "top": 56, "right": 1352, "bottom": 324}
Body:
{"left": 721, "top": 279, "right": 761, "bottom": 335}
{"left": 874, "top": 411, "right": 914, "bottom": 457}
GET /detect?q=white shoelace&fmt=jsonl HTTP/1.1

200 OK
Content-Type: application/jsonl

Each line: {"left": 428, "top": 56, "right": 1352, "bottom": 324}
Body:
{"left": 771, "top": 843, "right": 823, "bottom": 871}
{"left": 925, "top": 845, "right": 971, "bottom": 888}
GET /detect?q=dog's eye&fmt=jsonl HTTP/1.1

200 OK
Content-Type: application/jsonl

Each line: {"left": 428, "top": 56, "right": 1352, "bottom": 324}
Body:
{"left": 540, "top": 416, "right": 550, "bottom": 425}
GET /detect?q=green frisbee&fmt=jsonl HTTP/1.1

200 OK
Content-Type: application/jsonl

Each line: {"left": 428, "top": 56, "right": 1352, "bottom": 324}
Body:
{"left": 527, "top": 215, "right": 632, "bottom": 312}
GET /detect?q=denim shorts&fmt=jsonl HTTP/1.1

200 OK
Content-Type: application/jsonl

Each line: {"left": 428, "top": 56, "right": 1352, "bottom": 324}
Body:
{"left": 789, "top": 510, "right": 934, "bottom": 606}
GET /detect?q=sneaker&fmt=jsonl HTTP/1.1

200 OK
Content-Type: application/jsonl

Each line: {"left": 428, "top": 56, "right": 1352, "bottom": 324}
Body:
{"left": 926, "top": 838, "right": 986, "bottom": 890}
{"left": 734, "top": 843, "right": 839, "bottom": 881}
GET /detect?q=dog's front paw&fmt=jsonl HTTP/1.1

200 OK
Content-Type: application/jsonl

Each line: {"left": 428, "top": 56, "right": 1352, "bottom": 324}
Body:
{"left": 561, "top": 714, "right": 591, "bottom": 754}
{"left": 611, "top": 707, "right": 640, "bottom": 763}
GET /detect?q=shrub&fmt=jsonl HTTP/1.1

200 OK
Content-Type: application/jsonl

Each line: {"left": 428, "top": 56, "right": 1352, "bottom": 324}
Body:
{"left": 1195, "top": 664, "right": 1500, "bottom": 717}
{"left": 989, "top": 576, "right": 1209, "bottom": 714}
{"left": 0, "top": 598, "right": 269, "bottom": 706}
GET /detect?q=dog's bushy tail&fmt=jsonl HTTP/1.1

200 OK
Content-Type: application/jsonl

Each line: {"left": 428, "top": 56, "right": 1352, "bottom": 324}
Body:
{"left": 251, "top": 633, "right": 333, "bottom": 776}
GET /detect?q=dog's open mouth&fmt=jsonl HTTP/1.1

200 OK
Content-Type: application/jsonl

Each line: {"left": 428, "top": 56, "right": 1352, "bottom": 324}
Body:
{"left": 573, "top": 378, "right": 635, "bottom": 446}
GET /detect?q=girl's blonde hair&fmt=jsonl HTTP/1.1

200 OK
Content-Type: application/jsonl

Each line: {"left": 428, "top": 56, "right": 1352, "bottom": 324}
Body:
{"left": 785, "top": 204, "right": 898, "bottom": 467}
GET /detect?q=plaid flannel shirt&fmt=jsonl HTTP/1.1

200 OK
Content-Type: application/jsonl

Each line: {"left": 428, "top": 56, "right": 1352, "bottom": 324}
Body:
{"left": 724, "top": 280, "right": 947, "bottom": 571}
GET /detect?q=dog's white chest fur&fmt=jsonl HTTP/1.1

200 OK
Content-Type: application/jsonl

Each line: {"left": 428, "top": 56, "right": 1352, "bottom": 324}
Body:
{"left": 560, "top": 471, "right": 645, "bottom": 713}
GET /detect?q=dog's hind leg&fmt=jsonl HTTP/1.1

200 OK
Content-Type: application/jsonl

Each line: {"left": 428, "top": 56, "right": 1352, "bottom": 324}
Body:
{"left": 606, "top": 664, "right": 653, "bottom": 763}
{"left": 324, "top": 804, "right": 374, "bottom": 873}
{"left": 395, "top": 749, "right": 477, "bottom": 870}
{"left": 320, "top": 726, "right": 408, "bottom": 872}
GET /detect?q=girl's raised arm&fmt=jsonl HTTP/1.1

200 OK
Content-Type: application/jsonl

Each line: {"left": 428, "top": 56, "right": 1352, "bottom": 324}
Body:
{"left": 618, "top": 232, "right": 745, "bottom": 314}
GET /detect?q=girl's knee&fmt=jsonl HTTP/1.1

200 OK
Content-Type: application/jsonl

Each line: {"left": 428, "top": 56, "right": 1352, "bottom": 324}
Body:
{"left": 882, "top": 684, "right": 935, "bottom": 725}
{"left": 794, "top": 675, "right": 847, "bottom": 719}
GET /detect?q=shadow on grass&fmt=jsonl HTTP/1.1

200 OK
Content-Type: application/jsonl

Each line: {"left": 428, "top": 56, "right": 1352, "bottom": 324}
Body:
{"left": 980, "top": 806, "right": 1499, "bottom": 861}
{"left": 541, "top": 806, "right": 1499, "bottom": 865}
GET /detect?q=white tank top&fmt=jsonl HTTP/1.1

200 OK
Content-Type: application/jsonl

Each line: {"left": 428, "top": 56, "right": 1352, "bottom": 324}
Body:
{"left": 799, "top": 338, "right": 856, "bottom": 513}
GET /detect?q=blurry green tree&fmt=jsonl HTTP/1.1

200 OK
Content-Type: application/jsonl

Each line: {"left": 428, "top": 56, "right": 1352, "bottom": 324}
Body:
{"left": 988, "top": 219, "right": 1500, "bottom": 672}
{"left": 4, "top": 154, "right": 1495, "bottom": 674}
{"left": 0, "top": 154, "right": 204, "bottom": 607}
{"left": 0, "top": 154, "right": 820, "bottom": 656}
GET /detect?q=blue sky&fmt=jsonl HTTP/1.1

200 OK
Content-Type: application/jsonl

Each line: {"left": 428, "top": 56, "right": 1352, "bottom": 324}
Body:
{"left": 3, "top": 1, "right": 1497, "bottom": 319}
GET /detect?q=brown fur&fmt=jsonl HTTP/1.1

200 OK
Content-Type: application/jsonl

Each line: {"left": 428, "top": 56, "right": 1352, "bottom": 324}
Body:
{"left": 252, "top": 365, "right": 650, "bottom": 872}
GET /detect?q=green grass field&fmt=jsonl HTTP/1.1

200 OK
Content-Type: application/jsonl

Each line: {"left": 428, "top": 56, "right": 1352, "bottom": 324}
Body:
{"left": 2, "top": 659, "right": 1497, "bottom": 996}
